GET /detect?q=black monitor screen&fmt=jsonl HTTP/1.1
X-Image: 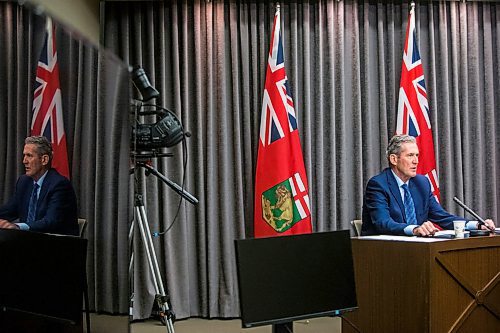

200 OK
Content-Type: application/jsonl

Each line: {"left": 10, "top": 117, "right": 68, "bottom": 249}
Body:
{"left": 235, "top": 230, "right": 357, "bottom": 328}
{"left": 0, "top": 229, "right": 87, "bottom": 325}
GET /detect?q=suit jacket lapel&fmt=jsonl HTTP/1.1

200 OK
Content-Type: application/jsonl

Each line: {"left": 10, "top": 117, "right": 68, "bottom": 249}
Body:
{"left": 385, "top": 168, "right": 405, "bottom": 219}
{"left": 22, "top": 181, "right": 35, "bottom": 217}
{"left": 37, "top": 169, "right": 52, "bottom": 203}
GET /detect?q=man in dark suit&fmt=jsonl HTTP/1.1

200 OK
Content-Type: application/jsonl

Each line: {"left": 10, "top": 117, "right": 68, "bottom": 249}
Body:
{"left": 0, "top": 136, "right": 78, "bottom": 236}
{"left": 362, "top": 134, "right": 495, "bottom": 236}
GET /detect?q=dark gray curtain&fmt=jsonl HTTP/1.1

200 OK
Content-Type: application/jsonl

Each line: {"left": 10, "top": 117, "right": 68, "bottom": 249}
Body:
{"left": 103, "top": 0, "right": 500, "bottom": 319}
{"left": 0, "top": 1, "right": 130, "bottom": 314}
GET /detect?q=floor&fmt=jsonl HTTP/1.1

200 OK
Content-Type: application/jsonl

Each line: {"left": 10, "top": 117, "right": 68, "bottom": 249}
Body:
{"left": 131, "top": 316, "right": 342, "bottom": 333}
{"left": 84, "top": 313, "right": 342, "bottom": 333}
{"left": 84, "top": 313, "right": 129, "bottom": 333}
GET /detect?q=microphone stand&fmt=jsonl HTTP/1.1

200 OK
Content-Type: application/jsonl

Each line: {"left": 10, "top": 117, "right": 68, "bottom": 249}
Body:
{"left": 453, "top": 197, "right": 491, "bottom": 236}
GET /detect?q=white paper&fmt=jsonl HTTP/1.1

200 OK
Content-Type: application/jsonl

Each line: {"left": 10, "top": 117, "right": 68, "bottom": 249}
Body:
{"left": 358, "top": 235, "right": 449, "bottom": 242}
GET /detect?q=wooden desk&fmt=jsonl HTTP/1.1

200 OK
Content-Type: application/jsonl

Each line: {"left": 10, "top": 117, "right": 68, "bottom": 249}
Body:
{"left": 343, "top": 235, "right": 500, "bottom": 333}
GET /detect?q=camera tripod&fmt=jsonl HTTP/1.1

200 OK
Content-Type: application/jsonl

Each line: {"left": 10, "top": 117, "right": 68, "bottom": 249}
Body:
{"left": 129, "top": 159, "right": 198, "bottom": 333}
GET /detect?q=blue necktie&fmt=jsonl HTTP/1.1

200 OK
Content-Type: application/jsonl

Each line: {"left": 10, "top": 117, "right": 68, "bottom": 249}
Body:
{"left": 27, "top": 183, "right": 39, "bottom": 225}
{"left": 402, "top": 184, "right": 417, "bottom": 224}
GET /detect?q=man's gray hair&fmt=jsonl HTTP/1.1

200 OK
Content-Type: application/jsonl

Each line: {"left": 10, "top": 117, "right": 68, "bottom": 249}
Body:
{"left": 25, "top": 136, "right": 53, "bottom": 162}
{"left": 386, "top": 134, "right": 416, "bottom": 161}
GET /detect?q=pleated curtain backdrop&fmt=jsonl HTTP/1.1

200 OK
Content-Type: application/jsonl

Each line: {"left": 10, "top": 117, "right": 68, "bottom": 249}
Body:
{"left": 104, "top": 0, "right": 500, "bottom": 319}
{"left": 0, "top": 1, "right": 130, "bottom": 313}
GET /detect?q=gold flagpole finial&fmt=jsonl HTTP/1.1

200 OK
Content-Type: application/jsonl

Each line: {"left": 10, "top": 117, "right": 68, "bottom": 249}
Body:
{"left": 276, "top": 2, "right": 280, "bottom": 10}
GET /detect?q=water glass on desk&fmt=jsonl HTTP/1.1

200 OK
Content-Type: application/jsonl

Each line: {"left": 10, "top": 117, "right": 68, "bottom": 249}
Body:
{"left": 454, "top": 220, "right": 466, "bottom": 238}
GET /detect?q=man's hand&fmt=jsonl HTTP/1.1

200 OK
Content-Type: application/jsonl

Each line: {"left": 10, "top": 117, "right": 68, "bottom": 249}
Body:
{"left": 0, "top": 219, "right": 19, "bottom": 230}
{"left": 480, "top": 219, "right": 496, "bottom": 231}
{"left": 412, "top": 221, "right": 440, "bottom": 237}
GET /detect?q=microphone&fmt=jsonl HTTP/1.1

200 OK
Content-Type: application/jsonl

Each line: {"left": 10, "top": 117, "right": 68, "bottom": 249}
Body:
{"left": 453, "top": 197, "right": 493, "bottom": 233}
{"left": 130, "top": 66, "right": 160, "bottom": 101}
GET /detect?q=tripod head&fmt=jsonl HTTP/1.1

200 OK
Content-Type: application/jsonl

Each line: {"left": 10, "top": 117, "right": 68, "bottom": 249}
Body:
{"left": 131, "top": 151, "right": 174, "bottom": 161}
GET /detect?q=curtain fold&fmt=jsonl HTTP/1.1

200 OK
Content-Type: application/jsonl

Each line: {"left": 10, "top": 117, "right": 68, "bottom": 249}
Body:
{"left": 103, "top": 0, "right": 500, "bottom": 319}
{"left": 0, "top": 1, "right": 130, "bottom": 314}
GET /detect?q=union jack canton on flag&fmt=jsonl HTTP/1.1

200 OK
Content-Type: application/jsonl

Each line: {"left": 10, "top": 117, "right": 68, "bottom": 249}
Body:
{"left": 396, "top": 3, "right": 440, "bottom": 201}
{"left": 31, "top": 18, "right": 70, "bottom": 179}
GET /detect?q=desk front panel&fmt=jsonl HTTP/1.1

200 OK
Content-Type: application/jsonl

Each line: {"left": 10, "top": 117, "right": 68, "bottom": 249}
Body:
{"left": 344, "top": 236, "right": 500, "bottom": 333}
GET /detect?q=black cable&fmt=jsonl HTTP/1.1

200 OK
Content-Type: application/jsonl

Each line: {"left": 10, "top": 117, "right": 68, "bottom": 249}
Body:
{"left": 152, "top": 121, "right": 189, "bottom": 237}
{"left": 130, "top": 102, "right": 191, "bottom": 237}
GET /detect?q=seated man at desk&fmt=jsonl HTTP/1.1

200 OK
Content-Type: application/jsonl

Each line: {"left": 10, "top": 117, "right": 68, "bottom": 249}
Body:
{"left": 362, "top": 134, "right": 495, "bottom": 236}
{"left": 0, "top": 136, "right": 78, "bottom": 235}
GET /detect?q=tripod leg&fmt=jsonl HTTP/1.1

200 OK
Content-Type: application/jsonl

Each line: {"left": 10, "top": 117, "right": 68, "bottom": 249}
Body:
{"left": 129, "top": 220, "right": 135, "bottom": 291}
{"left": 136, "top": 206, "right": 162, "bottom": 295}
{"left": 135, "top": 202, "right": 176, "bottom": 333}
{"left": 138, "top": 206, "right": 168, "bottom": 295}
{"left": 129, "top": 221, "right": 135, "bottom": 322}
{"left": 159, "top": 300, "right": 176, "bottom": 332}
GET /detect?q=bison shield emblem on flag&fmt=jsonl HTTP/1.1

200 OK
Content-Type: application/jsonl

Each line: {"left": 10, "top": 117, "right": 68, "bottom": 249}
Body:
{"left": 261, "top": 179, "right": 304, "bottom": 233}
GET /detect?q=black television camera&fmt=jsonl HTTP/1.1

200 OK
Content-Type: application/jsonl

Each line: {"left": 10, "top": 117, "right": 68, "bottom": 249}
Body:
{"left": 130, "top": 66, "right": 184, "bottom": 151}
{"left": 129, "top": 66, "right": 198, "bottom": 205}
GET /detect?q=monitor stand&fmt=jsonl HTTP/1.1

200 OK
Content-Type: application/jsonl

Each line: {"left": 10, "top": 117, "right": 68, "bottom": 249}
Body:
{"left": 273, "top": 322, "right": 293, "bottom": 333}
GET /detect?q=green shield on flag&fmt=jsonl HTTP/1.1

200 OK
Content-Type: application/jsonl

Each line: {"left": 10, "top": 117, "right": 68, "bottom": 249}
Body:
{"left": 261, "top": 179, "right": 302, "bottom": 232}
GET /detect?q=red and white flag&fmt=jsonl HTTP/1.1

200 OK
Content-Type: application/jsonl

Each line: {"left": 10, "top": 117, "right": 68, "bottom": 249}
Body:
{"left": 254, "top": 7, "right": 312, "bottom": 238}
{"left": 31, "top": 18, "right": 70, "bottom": 179}
{"left": 397, "top": 3, "right": 440, "bottom": 201}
